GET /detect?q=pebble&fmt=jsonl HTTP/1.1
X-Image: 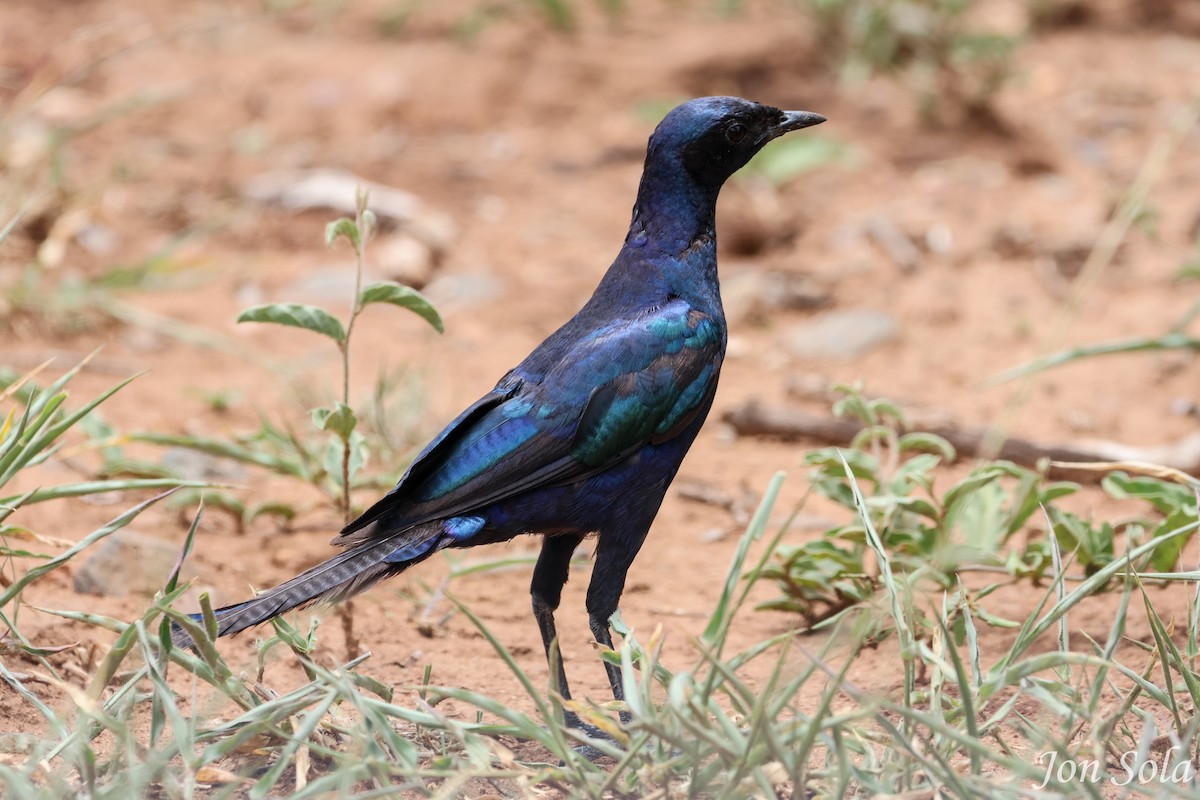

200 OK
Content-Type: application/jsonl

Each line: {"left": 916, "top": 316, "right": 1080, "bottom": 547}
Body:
{"left": 375, "top": 233, "right": 436, "bottom": 289}
{"left": 276, "top": 263, "right": 376, "bottom": 310}
{"left": 721, "top": 269, "right": 831, "bottom": 325}
{"left": 73, "top": 529, "right": 187, "bottom": 596}
{"left": 161, "top": 447, "right": 246, "bottom": 482}
{"left": 422, "top": 271, "right": 505, "bottom": 312}
{"left": 241, "top": 168, "right": 457, "bottom": 253}
{"left": 783, "top": 309, "right": 900, "bottom": 360}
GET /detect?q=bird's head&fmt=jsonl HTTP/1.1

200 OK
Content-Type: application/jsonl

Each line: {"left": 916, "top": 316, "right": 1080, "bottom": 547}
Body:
{"left": 647, "top": 96, "right": 826, "bottom": 188}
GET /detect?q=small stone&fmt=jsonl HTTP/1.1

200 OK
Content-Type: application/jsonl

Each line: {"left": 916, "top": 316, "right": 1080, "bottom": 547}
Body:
{"left": 234, "top": 282, "right": 265, "bottom": 307}
{"left": 35, "top": 87, "right": 92, "bottom": 125}
{"left": 73, "top": 530, "right": 186, "bottom": 596}
{"left": 75, "top": 223, "right": 119, "bottom": 256}
{"left": 121, "top": 326, "right": 165, "bottom": 353}
{"left": 925, "top": 222, "right": 954, "bottom": 255}
{"left": 241, "top": 168, "right": 457, "bottom": 252}
{"left": 161, "top": 447, "right": 246, "bottom": 482}
{"left": 375, "top": 233, "right": 435, "bottom": 288}
{"left": 422, "top": 271, "right": 505, "bottom": 312}
{"left": 784, "top": 309, "right": 900, "bottom": 360}
{"left": 722, "top": 269, "right": 830, "bottom": 325}
{"left": 786, "top": 373, "right": 834, "bottom": 402}
{"left": 1169, "top": 397, "right": 1198, "bottom": 418}
{"left": 276, "top": 263, "right": 374, "bottom": 311}
{"left": 770, "top": 272, "right": 831, "bottom": 312}
{"left": 1061, "top": 408, "right": 1097, "bottom": 433}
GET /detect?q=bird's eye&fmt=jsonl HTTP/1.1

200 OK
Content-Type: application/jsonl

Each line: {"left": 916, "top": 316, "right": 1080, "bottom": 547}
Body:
{"left": 725, "top": 122, "right": 748, "bottom": 143}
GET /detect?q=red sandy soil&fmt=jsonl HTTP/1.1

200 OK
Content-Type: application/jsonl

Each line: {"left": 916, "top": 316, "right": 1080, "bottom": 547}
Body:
{"left": 1, "top": 0, "right": 1198, "bottom": 782}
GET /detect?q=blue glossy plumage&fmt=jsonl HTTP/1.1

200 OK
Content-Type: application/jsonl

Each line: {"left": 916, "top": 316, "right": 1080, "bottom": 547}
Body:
{"left": 174, "top": 97, "right": 827, "bottom": 673}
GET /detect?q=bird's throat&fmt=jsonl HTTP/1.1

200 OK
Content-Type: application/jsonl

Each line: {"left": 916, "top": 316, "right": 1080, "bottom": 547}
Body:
{"left": 626, "top": 176, "right": 719, "bottom": 256}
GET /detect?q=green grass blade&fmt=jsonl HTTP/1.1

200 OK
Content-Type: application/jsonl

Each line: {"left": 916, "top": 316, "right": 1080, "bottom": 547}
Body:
{"left": 0, "top": 478, "right": 208, "bottom": 507}
{"left": 0, "top": 488, "right": 178, "bottom": 609}
{"left": 702, "top": 471, "right": 785, "bottom": 647}
{"left": 991, "top": 332, "right": 1200, "bottom": 384}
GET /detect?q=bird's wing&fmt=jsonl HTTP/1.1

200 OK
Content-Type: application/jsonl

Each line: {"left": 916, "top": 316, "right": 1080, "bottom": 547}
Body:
{"left": 335, "top": 299, "right": 722, "bottom": 544}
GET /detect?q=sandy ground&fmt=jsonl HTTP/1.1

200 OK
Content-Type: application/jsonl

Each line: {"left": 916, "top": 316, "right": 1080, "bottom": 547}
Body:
{"left": 2, "top": 0, "right": 1199, "bottom": 769}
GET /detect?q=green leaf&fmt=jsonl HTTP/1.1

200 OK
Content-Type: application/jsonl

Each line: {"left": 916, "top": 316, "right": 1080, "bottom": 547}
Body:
{"left": 889, "top": 453, "right": 941, "bottom": 495}
{"left": 243, "top": 501, "right": 297, "bottom": 526}
{"left": 972, "top": 607, "right": 1020, "bottom": 628}
{"left": 891, "top": 495, "right": 941, "bottom": 521}
{"left": 942, "top": 471, "right": 1004, "bottom": 514}
{"left": 529, "top": 0, "right": 575, "bottom": 30}
{"left": 0, "top": 479, "right": 208, "bottom": 508}
{"left": 1149, "top": 509, "right": 1197, "bottom": 572}
{"left": 0, "top": 546, "right": 53, "bottom": 560}
{"left": 358, "top": 281, "right": 444, "bottom": 333}
{"left": 311, "top": 402, "right": 357, "bottom": 440}
{"left": 130, "top": 431, "right": 310, "bottom": 480}
{"left": 898, "top": 432, "right": 955, "bottom": 460}
{"left": 348, "top": 671, "right": 394, "bottom": 702}
{"left": 1103, "top": 472, "right": 1196, "bottom": 516}
{"left": 237, "top": 303, "right": 346, "bottom": 345}
{"left": 742, "top": 135, "right": 853, "bottom": 185}
{"left": 324, "top": 217, "right": 361, "bottom": 250}
{"left": 991, "top": 331, "right": 1200, "bottom": 384}
{"left": 160, "top": 503, "right": 203, "bottom": 653}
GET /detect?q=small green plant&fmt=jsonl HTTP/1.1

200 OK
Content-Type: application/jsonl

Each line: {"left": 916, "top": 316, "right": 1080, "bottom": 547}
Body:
{"left": 741, "top": 134, "right": 855, "bottom": 185}
{"left": 1178, "top": 227, "right": 1200, "bottom": 281}
{"left": 6, "top": 468, "right": 1199, "bottom": 797}
{"left": 0, "top": 356, "right": 202, "bottom": 656}
{"left": 236, "top": 190, "right": 442, "bottom": 524}
{"left": 449, "top": 0, "right": 597, "bottom": 40}
{"left": 807, "top": 0, "right": 1022, "bottom": 125}
{"left": 762, "top": 386, "right": 1199, "bottom": 637}
{"left": 1, "top": 236, "right": 207, "bottom": 336}
{"left": 0, "top": 43, "right": 197, "bottom": 337}
{"left": 96, "top": 192, "right": 443, "bottom": 528}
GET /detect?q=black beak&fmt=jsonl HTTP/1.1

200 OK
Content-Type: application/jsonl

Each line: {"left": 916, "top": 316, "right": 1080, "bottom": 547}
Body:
{"left": 765, "top": 110, "right": 827, "bottom": 142}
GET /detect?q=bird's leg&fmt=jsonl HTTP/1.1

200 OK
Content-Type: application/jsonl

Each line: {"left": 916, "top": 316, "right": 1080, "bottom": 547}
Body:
{"left": 586, "top": 531, "right": 649, "bottom": 725}
{"left": 531, "top": 533, "right": 585, "bottom": 729}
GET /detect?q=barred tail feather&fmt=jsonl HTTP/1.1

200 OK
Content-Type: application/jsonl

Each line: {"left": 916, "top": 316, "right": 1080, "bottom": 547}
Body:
{"left": 172, "top": 523, "right": 441, "bottom": 648}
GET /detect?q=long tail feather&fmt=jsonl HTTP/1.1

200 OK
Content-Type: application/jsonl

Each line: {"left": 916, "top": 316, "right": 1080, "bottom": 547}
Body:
{"left": 172, "top": 523, "right": 440, "bottom": 648}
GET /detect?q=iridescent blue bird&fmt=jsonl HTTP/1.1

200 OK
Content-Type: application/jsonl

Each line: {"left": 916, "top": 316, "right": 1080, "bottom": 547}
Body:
{"left": 176, "top": 96, "right": 825, "bottom": 726}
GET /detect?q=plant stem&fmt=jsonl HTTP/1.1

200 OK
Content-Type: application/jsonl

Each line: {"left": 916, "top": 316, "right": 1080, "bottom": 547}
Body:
{"left": 338, "top": 194, "right": 370, "bottom": 525}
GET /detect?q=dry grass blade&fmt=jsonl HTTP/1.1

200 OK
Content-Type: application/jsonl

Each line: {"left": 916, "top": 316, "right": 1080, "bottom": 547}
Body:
{"left": 1049, "top": 460, "right": 1200, "bottom": 488}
